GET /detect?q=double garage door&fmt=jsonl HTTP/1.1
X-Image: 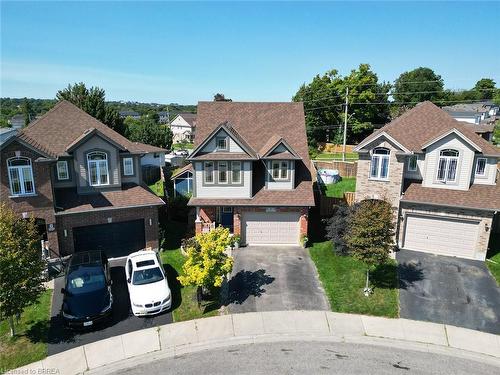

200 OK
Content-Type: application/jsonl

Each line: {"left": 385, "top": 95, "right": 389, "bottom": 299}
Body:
{"left": 241, "top": 212, "right": 300, "bottom": 245}
{"left": 73, "top": 219, "right": 146, "bottom": 258}
{"left": 403, "top": 214, "right": 479, "bottom": 259}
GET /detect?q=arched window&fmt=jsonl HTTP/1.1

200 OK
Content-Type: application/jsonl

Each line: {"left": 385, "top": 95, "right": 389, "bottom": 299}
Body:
{"left": 370, "top": 147, "right": 390, "bottom": 180}
{"left": 87, "top": 151, "right": 109, "bottom": 186}
{"left": 437, "top": 149, "right": 459, "bottom": 182}
{"left": 7, "top": 157, "right": 35, "bottom": 196}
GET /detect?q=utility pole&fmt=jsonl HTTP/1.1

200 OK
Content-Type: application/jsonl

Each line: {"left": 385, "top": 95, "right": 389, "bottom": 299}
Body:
{"left": 342, "top": 87, "right": 349, "bottom": 162}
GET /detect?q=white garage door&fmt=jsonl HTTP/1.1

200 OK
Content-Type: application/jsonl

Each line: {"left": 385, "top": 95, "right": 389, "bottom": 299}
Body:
{"left": 242, "top": 212, "right": 300, "bottom": 245}
{"left": 403, "top": 214, "right": 479, "bottom": 259}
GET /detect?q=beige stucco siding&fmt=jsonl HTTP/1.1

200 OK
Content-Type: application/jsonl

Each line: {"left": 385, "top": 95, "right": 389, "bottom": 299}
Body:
{"left": 421, "top": 133, "right": 476, "bottom": 191}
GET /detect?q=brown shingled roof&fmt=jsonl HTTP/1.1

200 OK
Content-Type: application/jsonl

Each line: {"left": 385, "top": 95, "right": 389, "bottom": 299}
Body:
{"left": 17, "top": 101, "right": 167, "bottom": 157}
{"left": 402, "top": 182, "right": 500, "bottom": 211}
{"left": 359, "top": 102, "right": 500, "bottom": 156}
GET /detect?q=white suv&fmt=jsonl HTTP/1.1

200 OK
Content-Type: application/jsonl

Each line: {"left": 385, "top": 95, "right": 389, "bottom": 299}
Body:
{"left": 125, "top": 250, "right": 172, "bottom": 316}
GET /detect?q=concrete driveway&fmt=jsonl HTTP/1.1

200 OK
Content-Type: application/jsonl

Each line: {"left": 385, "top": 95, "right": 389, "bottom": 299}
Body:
{"left": 227, "top": 246, "right": 329, "bottom": 313}
{"left": 47, "top": 259, "right": 173, "bottom": 355}
{"left": 397, "top": 249, "right": 500, "bottom": 334}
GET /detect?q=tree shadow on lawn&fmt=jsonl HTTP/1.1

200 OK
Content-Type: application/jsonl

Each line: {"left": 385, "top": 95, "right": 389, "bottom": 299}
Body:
{"left": 371, "top": 261, "right": 425, "bottom": 291}
{"left": 163, "top": 263, "right": 182, "bottom": 312}
{"left": 227, "top": 269, "right": 275, "bottom": 305}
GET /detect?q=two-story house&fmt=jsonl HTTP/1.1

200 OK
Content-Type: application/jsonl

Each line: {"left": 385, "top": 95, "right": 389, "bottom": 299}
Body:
{"left": 0, "top": 101, "right": 166, "bottom": 259}
{"left": 186, "top": 101, "right": 314, "bottom": 246}
{"left": 169, "top": 113, "right": 197, "bottom": 143}
{"left": 354, "top": 101, "right": 500, "bottom": 261}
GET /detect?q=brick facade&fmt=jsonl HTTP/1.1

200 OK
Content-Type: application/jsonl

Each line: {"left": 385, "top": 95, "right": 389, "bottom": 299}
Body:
{"left": 56, "top": 206, "right": 160, "bottom": 256}
{"left": 0, "top": 141, "right": 60, "bottom": 254}
{"left": 399, "top": 203, "right": 494, "bottom": 260}
{"left": 354, "top": 139, "right": 404, "bottom": 209}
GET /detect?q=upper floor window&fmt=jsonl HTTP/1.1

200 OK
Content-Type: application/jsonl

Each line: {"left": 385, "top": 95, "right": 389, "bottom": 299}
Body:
{"left": 475, "top": 157, "right": 486, "bottom": 176}
{"left": 56, "top": 160, "right": 69, "bottom": 180}
{"left": 123, "top": 157, "right": 134, "bottom": 176}
{"left": 216, "top": 136, "right": 228, "bottom": 151}
{"left": 218, "top": 161, "right": 228, "bottom": 184}
{"left": 370, "top": 148, "right": 390, "bottom": 180}
{"left": 204, "top": 161, "right": 214, "bottom": 184}
{"left": 231, "top": 161, "right": 241, "bottom": 183}
{"left": 408, "top": 155, "right": 418, "bottom": 172}
{"left": 7, "top": 157, "right": 35, "bottom": 196}
{"left": 271, "top": 160, "right": 289, "bottom": 180}
{"left": 87, "top": 151, "right": 109, "bottom": 186}
{"left": 437, "top": 149, "right": 459, "bottom": 183}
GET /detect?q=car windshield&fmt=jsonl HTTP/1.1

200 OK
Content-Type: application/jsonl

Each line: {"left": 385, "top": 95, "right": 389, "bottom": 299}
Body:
{"left": 66, "top": 266, "right": 106, "bottom": 295}
{"left": 132, "top": 267, "right": 164, "bottom": 285}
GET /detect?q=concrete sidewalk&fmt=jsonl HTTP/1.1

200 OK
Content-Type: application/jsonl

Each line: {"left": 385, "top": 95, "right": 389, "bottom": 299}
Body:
{"left": 11, "top": 311, "right": 500, "bottom": 374}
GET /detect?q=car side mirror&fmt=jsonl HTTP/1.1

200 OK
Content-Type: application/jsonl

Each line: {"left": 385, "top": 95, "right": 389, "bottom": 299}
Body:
{"left": 127, "top": 278, "right": 131, "bottom": 284}
{"left": 60, "top": 287, "right": 66, "bottom": 295}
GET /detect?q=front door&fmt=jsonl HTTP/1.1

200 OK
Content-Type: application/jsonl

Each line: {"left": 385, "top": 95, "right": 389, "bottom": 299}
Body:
{"left": 217, "top": 207, "right": 234, "bottom": 232}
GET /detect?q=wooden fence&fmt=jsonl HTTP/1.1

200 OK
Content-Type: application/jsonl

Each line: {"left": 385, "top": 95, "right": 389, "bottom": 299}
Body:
{"left": 318, "top": 143, "right": 355, "bottom": 153}
{"left": 318, "top": 192, "right": 356, "bottom": 216}
{"left": 314, "top": 160, "right": 358, "bottom": 178}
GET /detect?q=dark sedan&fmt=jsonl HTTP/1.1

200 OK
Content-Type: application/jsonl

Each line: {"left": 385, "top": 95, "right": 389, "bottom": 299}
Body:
{"left": 61, "top": 251, "right": 113, "bottom": 329}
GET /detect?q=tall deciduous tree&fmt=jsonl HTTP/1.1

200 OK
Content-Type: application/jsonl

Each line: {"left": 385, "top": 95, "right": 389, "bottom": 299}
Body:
{"left": 344, "top": 200, "right": 395, "bottom": 296}
{"left": 474, "top": 78, "right": 496, "bottom": 100}
{"left": 124, "top": 116, "right": 173, "bottom": 150}
{"left": 294, "top": 64, "right": 390, "bottom": 147}
{"left": 22, "top": 97, "right": 34, "bottom": 126}
{"left": 393, "top": 67, "right": 444, "bottom": 104}
{"left": 56, "top": 82, "right": 125, "bottom": 134}
{"left": 0, "top": 204, "right": 46, "bottom": 336}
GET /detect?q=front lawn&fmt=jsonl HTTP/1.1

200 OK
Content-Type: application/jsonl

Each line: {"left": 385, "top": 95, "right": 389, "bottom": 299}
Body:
{"left": 309, "top": 241, "right": 399, "bottom": 318}
{"left": 161, "top": 249, "right": 221, "bottom": 322}
{"left": 172, "top": 142, "right": 194, "bottom": 150}
{"left": 486, "top": 234, "right": 500, "bottom": 285}
{"left": 323, "top": 177, "right": 356, "bottom": 198}
{"left": 0, "top": 290, "right": 52, "bottom": 372}
{"left": 316, "top": 152, "right": 358, "bottom": 160}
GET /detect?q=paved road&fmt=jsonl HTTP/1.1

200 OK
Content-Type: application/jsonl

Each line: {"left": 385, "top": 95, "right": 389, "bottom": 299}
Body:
{"left": 48, "top": 260, "right": 172, "bottom": 355}
{"left": 108, "top": 341, "right": 498, "bottom": 375}
{"left": 397, "top": 250, "right": 500, "bottom": 334}
{"left": 227, "top": 246, "right": 329, "bottom": 313}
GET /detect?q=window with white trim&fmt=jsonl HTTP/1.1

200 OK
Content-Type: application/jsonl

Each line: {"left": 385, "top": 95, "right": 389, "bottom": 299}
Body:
{"left": 56, "top": 160, "right": 69, "bottom": 180}
{"left": 271, "top": 160, "right": 289, "bottom": 180}
{"left": 123, "top": 157, "right": 134, "bottom": 176}
{"left": 218, "top": 161, "right": 228, "bottom": 183}
{"left": 87, "top": 151, "right": 109, "bottom": 186}
{"left": 231, "top": 161, "right": 241, "bottom": 183}
{"left": 216, "top": 137, "right": 228, "bottom": 151}
{"left": 408, "top": 155, "right": 417, "bottom": 172}
{"left": 370, "top": 148, "right": 390, "bottom": 180}
{"left": 204, "top": 161, "right": 214, "bottom": 184}
{"left": 475, "top": 157, "right": 486, "bottom": 176}
{"left": 436, "top": 149, "right": 459, "bottom": 182}
{"left": 7, "top": 157, "right": 35, "bottom": 196}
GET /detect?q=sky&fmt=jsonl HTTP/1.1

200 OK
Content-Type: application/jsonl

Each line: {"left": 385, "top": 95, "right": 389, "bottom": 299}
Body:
{"left": 1, "top": 1, "right": 499, "bottom": 104}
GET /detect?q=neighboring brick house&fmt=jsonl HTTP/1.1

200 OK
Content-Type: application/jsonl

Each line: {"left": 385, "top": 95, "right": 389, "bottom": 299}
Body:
{"left": 186, "top": 101, "right": 314, "bottom": 246}
{"left": 354, "top": 101, "right": 500, "bottom": 261}
{"left": 0, "top": 100, "right": 166, "bottom": 258}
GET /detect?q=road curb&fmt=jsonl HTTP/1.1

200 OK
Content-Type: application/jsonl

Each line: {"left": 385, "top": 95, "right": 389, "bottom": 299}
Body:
{"left": 9, "top": 311, "right": 500, "bottom": 374}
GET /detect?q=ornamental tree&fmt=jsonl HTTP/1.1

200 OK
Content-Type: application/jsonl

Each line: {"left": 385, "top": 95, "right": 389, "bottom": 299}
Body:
{"left": 344, "top": 199, "right": 395, "bottom": 296}
{"left": 0, "top": 204, "right": 46, "bottom": 336}
{"left": 178, "top": 227, "right": 234, "bottom": 291}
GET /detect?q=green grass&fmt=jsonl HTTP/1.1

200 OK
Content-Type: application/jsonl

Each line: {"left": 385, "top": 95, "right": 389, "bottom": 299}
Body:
{"left": 309, "top": 241, "right": 399, "bottom": 318}
{"left": 161, "top": 249, "right": 221, "bottom": 322}
{"left": 148, "top": 180, "right": 165, "bottom": 197}
{"left": 0, "top": 290, "right": 52, "bottom": 372}
{"left": 323, "top": 178, "right": 356, "bottom": 198}
{"left": 172, "top": 142, "right": 194, "bottom": 150}
{"left": 486, "top": 234, "right": 500, "bottom": 285}
{"left": 159, "top": 219, "right": 221, "bottom": 322}
{"left": 316, "top": 152, "right": 358, "bottom": 160}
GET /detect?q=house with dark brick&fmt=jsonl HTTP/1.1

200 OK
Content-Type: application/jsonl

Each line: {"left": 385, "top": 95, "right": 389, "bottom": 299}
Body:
{"left": 354, "top": 101, "right": 500, "bottom": 260}
{"left": 0, "top": 100, "right": 166, "bottom": 259}
{"left": 186, "top": 101, "right": 314, "bottom": 246}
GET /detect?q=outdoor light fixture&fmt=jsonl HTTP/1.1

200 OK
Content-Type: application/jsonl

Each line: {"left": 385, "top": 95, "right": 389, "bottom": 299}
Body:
{"left": 149, "top": 218, "right": 152, "bottom": 226}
